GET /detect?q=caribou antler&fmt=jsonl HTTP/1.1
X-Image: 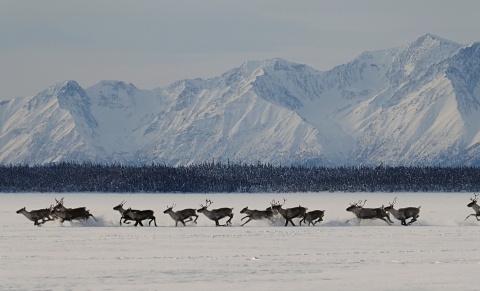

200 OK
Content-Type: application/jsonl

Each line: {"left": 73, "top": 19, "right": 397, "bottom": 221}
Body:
{"left": 471, "top": 193, "right": 478, "bottom": 202}
{"left": 55, "top": 197, "right": 64, "bottom": 205}
{"left": 200, "top": 199, "right": 213, "bottom": 208}
{"left": 389, "top": 197, "right": 397, "bottom": 207}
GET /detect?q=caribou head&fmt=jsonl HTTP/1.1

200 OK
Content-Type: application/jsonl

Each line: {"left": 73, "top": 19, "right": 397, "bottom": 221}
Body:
{"left": 113, "top": 200, "right": 127, "bottom": 211}
{"left": 53, "top": 197, "right": 67, "bottom": 212}
{"left": 383, "top": 197, "right": 397, "bottom": 212}
{"left": 346, "top": 200, "right": 367, "bottom": 211}
{"left": 163, "top": 204, "right": 176, "bottom": 214}
{"left": 269, "top": 198, "right": 286, "bottom": 211}
{"left": 197, "top": 199, "right": 213, "bottom": 213}
{"left": 467, "top": 194, "right": 478, "bottom": 207}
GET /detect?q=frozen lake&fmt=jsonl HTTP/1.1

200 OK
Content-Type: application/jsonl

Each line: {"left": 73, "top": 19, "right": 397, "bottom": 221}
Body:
{"left": 2, "top": 192, "right": 480, "bottom": 290}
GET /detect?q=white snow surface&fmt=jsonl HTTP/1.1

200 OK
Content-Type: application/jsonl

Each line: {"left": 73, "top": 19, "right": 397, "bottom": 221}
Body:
{"left": 2, "top": 192, "right": 480, "bottom": 290}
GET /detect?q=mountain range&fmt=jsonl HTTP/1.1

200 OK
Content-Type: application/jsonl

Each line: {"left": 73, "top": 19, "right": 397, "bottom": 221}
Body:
{"left": 1, "top": 34, "right": 480, "bottom": 166}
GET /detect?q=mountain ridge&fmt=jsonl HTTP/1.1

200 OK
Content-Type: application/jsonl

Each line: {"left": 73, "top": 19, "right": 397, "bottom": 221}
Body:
{"left": 1, "top": 34, "right": 480, "bottom": 166}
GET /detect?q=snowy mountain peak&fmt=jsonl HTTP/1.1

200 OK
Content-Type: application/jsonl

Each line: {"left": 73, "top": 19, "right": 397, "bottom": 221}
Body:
{"left": 404, "top": 33, "right": 461, "bottom": 59}
{"left": 414, "top": 33, "right": 459, "bottom": 46}
{"left": 2, "top": 35, "right": 480, "bottom": 166}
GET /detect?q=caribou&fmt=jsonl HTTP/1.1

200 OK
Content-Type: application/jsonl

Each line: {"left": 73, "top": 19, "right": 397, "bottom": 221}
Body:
{"left": 197, "top": 199, "right": 234, "bottom": 226}
{"left": 113, "top": 200, "right": 136, "bottom": 225}
{"left": 239, "top": 206, "right": 275, "bottom": 226}
{"left": 299, "top": 210, "right": 325, "bottom": 226}
{"left": 384, "top": 197, "right": 420, "bottom": 226}
{"left": 51, "top": 198, "right": 96, "bottom": 223}
{"left": 464, "top": 193, "right": 480, "bottom": 221}
{"left": 346, "top": 200, "right": 393, "bottom": 225}
{"left": 16, "top": 206, "right": 54, "bottom": 226}
{"left": 123, "top": 208, "right": 157, "bottom": 227}
{"left": 163, "top": 204, "right": 198, "bottom": 226}
{"left": 269, "top": 199, "right": 307, "bottom": 227}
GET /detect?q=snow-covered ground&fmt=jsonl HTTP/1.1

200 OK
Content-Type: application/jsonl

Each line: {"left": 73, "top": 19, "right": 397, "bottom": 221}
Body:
{"left": 2, "top": 192, "right": 480, "bottom": 290}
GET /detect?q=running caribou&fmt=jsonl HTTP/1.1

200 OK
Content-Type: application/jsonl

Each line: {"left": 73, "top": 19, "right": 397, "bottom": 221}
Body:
{"left": 113, "top": 200, "right": 137, "bottom": 225}
{"left": 269, "top": 199, "right": 307, "bottom": 227}
{"left": 464, "top": 193, "right": 480, "bottom": 221}
{"left": 123, "top": 208, "right": 157, "bottom": 227}
{"left": 384, "top": 197, "right": 420, "bottom": 226}
{"left": 239, "top": 206, "right": 275, "bottom": 226}
{"left": 163, "top": 204, "right": 198, "bottom": 226}
{"left": 51, "top": 198, "right": 96, "bottom": 223}
{"left": 16, "top": 206, "right": 54, "bottom": 226}
{"left": 197, "top": 199, "right": 234, "bottom": 226}
{"left": 346, "top": 200, "right": 393, "bottom": 225}
{"left": 300, "top": 210, "right": 325, "bottom": 226}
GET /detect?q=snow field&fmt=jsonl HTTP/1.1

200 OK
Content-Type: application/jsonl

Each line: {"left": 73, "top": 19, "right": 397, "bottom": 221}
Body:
{"left": 1, "top": 192, "right": 480, "bottom": 290}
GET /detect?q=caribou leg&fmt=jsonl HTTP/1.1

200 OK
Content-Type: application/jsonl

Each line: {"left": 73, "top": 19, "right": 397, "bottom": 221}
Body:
{"left": 241, "top": 218, "right": 253, "bottom": 226}
{"left": 312, "top": 219, "right": 321, "bottom": 226}
{"left": 385, "top": 215, "right": 394, "bottom": 224}
{"left": 378, "top": 217, "right": 392, "bottom": 225}
{"left": 121, "top": 216, "right": 131, "bottom": 224}
{"left": 214, "top": 220, "right": 227, "bottom": 227}
{"left": 39, "top": 218, "right": 49, "bottom": 225}
{"left": 226, "top": 214, "right": 234, "bottom": 225}
{"left": 285, "top": 219, "right": 296, "bottom": 227}
{"left": 149, "top": 217, "right": 157, "bottom": 227}
{"left": 299, "top": 217, "right": 305, "bottom": 225}
{"left": 464, "top": 214, "right": 480, "bottom": 221}
{"left": 407, "top": 217, "right": 418, "bottom": 225}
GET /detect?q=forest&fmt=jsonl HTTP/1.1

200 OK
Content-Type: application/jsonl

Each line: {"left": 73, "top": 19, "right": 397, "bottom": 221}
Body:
{"left": 1, "top": 161, "right": 479, "bottom": 193}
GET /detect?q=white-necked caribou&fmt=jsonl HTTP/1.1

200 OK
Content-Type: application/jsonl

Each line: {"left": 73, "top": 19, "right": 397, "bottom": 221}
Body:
{"left": 384, "top": 197, "right": 420, "bottom": 226}
{"left": 16, "top": 206, "right": 54, "bottom": 226}
{"left": 197, "top": 199, "right": 234, "bottom": 226}
{"left": 269, "top": 199, "right": 307, "bottom": 227}
{"left": 163, "top": 204, "right": 198, "bottom": 226}
{"left": 464, "top": 193, "right": 480, "bottom": 221}
{"left": 346, "top": 200, "right": 393, "bottom": 225}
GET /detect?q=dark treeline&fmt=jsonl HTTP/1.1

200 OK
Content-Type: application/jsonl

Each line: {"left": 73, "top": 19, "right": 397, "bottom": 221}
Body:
{"left": 1, "top": 161, "right": 480, "bottom": 193}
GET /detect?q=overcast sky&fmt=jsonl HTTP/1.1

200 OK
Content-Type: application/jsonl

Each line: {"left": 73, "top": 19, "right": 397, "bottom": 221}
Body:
{"left": 1, "top": 0, "right": 480, "bottom": 101}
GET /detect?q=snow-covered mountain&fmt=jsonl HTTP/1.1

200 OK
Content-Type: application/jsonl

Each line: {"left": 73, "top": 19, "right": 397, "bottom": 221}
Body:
{"left": 1, "top": 34, "right": 480, "bottom": 166}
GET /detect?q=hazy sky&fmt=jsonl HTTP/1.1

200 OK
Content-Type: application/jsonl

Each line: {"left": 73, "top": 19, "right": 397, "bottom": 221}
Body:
{"left": 1, "top": 0, "right": 480, "bottom": 100}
